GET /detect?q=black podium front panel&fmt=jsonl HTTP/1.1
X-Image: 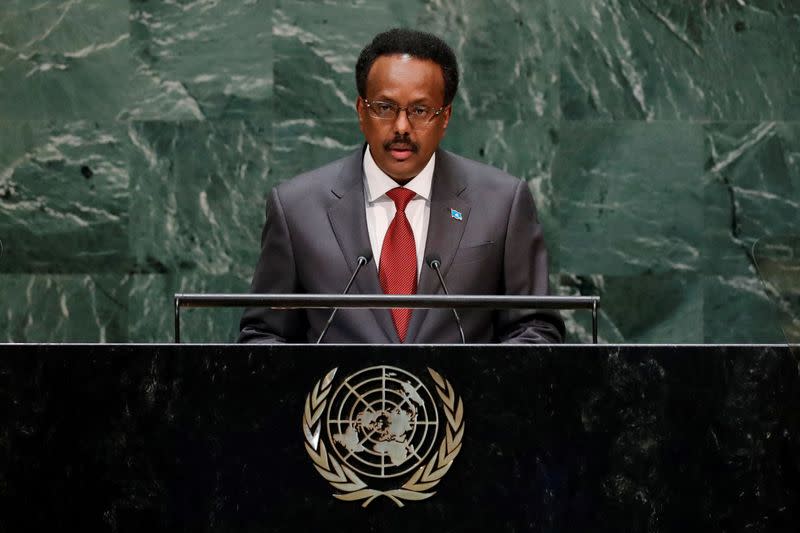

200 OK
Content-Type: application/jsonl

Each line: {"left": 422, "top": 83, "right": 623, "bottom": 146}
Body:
{"left": 1, "top": 344, "right": 799, "bottom": 532}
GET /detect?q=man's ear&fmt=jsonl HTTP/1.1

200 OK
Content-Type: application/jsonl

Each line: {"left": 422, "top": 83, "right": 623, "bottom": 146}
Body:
{"left": 356, "top": 96, "right": 366, "bottom": 132}
{"left": 441, "top": 104, "right": 452, "bottom": 130}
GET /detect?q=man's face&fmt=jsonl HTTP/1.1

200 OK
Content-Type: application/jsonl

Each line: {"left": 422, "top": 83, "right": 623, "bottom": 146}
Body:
{"left": 357, "top": 54, "right": 451, "bottom": 184}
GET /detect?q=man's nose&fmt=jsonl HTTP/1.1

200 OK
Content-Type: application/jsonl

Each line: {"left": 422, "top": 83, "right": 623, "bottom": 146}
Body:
{"left": 393, "top": 108, "right": 412, "bottom": 134}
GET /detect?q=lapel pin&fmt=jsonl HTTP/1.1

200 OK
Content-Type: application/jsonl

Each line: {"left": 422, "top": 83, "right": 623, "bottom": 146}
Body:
{"left": 450, "top": 208, "right": 463, "bottom": 221}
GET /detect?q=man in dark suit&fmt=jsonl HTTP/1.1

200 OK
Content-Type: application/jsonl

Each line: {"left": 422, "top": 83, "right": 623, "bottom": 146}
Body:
{"left": 239, "top": 28, "right": 564, "bottom": 344}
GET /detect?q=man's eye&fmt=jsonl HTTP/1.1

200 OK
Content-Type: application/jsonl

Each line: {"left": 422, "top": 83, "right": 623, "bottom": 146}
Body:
{"left": 376, "top": 103, "right": 395, "bottom": 114}
{"left": 411, "top": 106, "right": 430, "bottom": 117}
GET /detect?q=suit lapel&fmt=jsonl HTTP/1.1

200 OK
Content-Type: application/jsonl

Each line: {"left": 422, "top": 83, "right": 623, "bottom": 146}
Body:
{"left": 406, "top": 151, "right": 470, "bottom": 343}
{"left": 327, "top": 148, "right": 398, "bottom": 342}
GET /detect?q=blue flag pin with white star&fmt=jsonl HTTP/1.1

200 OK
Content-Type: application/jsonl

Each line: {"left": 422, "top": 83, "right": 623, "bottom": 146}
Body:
{"left": 450, "top": 208, "right": 463, "bottom": 221}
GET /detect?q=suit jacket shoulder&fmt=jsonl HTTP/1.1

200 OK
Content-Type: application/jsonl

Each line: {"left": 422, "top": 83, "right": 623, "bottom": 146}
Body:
{"left": 273, "top": 150, "right": 362, "bottom": 209}
{"left": 436, "top": 149, "right": 523, "bottom": 195}
{"left": 433, "top": 149, "right": 530, "bottom": 228}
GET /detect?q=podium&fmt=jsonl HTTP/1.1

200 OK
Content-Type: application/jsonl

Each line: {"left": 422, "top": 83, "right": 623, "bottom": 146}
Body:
{"left": 1, "top": 343, "right": 799, "bottom": 531}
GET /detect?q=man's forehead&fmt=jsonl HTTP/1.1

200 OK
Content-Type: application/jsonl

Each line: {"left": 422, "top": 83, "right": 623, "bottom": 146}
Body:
{"left": 366, "top": 54, "right": 445, "bottom": 95}
{"left": 370, "top": 53, "right": 439, "bottom": 69}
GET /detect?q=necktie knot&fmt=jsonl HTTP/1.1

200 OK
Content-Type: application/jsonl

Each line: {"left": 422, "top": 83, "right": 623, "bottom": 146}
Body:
{"left": 386, "top": 187, "right": 416, "bottom": 212}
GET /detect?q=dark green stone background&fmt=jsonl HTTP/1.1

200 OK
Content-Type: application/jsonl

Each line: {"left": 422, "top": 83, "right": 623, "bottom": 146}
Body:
{"left": 1, "top": 0, "right": 797, "bottom": 343}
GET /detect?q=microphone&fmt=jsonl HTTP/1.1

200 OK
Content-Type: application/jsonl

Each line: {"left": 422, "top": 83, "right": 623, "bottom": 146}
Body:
{"left": 316, "top": 251, "right": 373, "bottom": 343}
{"left": 426, "top": 254, "right": 466, "bottom": 344}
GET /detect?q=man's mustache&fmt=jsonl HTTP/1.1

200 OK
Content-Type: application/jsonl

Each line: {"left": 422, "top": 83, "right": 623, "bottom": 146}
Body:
{"left": 383, "top": 136, "right": 419, "bottom": 153}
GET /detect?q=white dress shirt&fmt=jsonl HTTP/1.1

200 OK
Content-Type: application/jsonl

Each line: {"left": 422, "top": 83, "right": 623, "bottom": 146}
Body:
{"left": 363, "top": 145, "right": 434, "bottom": 276}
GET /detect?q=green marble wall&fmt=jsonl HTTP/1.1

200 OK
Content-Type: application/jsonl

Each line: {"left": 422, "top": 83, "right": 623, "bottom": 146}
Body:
{"left": 1, "top": 0, "right": 797, "bottom": 343}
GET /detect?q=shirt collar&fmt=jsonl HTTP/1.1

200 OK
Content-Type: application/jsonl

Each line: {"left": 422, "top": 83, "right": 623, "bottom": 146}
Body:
{"left": 363, "top": 144, "right": 435, "bottom": 203}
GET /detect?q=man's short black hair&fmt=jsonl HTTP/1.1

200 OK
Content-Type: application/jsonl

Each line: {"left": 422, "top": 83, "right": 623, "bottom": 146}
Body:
{"left": 356, "top": 28, "right": 459, "bottom": 106}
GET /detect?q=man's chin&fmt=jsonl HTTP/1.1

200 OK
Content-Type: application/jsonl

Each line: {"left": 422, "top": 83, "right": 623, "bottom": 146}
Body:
{"left": 380, "top": 158, "right": 420, "bottom": 183}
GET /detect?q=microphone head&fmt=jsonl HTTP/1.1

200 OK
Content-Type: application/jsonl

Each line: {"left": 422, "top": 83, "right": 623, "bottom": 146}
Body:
{"left": 425, "top": 254, "right": 442, "bottom": 269}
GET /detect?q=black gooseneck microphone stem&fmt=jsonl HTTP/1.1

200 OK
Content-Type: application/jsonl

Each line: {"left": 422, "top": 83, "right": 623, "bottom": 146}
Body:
{"left": 430, "top": 259, "right": 466, "bottom": 344}
{"left": 316, "top": 255, "right": 370, "bottom": 344}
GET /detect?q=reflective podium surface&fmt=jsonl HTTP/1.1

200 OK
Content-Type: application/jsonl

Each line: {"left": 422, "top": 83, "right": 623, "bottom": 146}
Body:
{"left": 1, "top": 344, "right": 799, "bottom": 532}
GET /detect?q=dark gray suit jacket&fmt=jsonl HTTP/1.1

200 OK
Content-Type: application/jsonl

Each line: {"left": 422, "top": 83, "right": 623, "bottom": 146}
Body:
{"left": 238, "top": 147, "right": 564, "bottom": 344}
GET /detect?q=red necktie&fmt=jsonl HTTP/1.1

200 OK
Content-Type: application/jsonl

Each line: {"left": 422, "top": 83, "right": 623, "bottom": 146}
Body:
{"left": 379, "top": 187, "right": 417, "bottom": 342}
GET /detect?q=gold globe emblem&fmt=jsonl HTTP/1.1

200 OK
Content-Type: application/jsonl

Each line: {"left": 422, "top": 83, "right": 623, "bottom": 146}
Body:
{"left": 327, "top": 366, "right": 439, "bottom": 479}
{"left": 302, "top": 366, "right": 465, "bottom": 507}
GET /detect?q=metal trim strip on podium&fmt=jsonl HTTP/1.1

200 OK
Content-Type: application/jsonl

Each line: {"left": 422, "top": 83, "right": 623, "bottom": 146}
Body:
{"left": 173, "top": 294, "right": 600, "bottom": 344}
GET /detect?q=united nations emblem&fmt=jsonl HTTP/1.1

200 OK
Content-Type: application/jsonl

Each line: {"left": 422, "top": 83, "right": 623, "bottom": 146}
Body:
{"left": 302, "top": 366, "right": 465, "bottom": 507}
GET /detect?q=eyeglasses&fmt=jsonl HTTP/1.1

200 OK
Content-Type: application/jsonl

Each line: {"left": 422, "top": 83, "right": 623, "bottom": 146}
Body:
{"left": 363, "top": 99, "right": 446, "bottom": 126}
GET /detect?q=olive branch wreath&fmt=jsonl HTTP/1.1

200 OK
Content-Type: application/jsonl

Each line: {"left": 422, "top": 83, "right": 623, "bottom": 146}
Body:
{"left": 302, "top": 367, "right": 465, "bottom": 508}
